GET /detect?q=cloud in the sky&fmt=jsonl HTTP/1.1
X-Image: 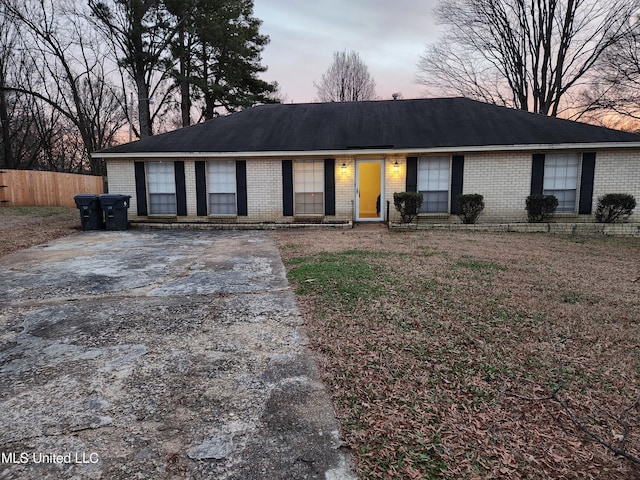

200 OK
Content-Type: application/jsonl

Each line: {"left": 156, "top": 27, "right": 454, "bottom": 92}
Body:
{"left": 253, "top": 0, "right": 443, "bottom": 103}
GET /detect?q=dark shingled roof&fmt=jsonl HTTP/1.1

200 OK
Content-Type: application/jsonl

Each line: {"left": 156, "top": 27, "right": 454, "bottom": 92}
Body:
{"left": 97, "top": 97, "right": 640, "bottom": 155}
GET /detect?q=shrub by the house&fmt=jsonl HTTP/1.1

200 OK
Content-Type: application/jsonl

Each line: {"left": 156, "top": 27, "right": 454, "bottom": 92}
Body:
{"left": 595, "top": 193, "right": 636, "bottom": 223}
{"left": 526, "top": 195, "right": 558, "bottom": 223}
{"left": 457, "top": 194, "right": 485, "bottom": 224}
{"left": 393, "top": 192, "right": 423, "bottom": 223}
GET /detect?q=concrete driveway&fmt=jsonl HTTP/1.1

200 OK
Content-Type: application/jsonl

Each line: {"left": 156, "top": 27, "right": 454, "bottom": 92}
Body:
{"left": 0, "top": 230, "right": 355, "bottom": 480}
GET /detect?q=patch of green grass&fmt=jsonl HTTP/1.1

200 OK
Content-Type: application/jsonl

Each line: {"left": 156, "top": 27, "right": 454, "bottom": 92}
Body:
{"left": 455, "top": 256, "right": 507, "bottom": 274}
{"left": 560, "top": 291, "right": 598, "bottom": 305}
{"left": 479, "top": 362, "right": 500, "bottom": 382}
{"left": 286, "top": 250, "right": 386, "bottom": 301}
{"left": 400, "top": 445, "right": 447, "bottom": 478}
{"left": 359, "top": 435, "right": 447, "bottom": 480}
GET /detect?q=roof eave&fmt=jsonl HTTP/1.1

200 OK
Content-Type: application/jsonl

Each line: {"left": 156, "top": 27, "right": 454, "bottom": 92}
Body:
{"left": 93, "top": 141, "right": 640, "bottom": 159}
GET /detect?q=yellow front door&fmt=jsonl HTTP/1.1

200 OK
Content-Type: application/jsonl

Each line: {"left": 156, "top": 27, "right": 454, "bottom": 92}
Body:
{"left": 357, "top": 160, "right": 382, "bottom": 221}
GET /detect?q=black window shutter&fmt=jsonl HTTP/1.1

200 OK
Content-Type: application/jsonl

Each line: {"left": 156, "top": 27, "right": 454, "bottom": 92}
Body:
{"left": 174, "top": 161, "right": 187, "bottom": 216}
{"left": 450, "top": 155, "right": 464, "bottom": 214}
{"left": 579, "top": 152, "right": 596, "bottom": 214}
{"left": 324, "top": 158, "right": 336, "bottom": 216}
{"left": 195, "top": 161, "right": 207, "bottom": 216}
{"left": 134, "top": 161, "right": 148, "bottom": 216}
{"left": 406, "top": 157, "right": 418, "bottom": 192}
{"left": 282, "top": 160, "right": 294, "bottom": 216}
{"left": 531, "top": 154, "right": 545, "bottom": 195}
{"left": 236, "top": 160, "right": 248, "bottom": 216}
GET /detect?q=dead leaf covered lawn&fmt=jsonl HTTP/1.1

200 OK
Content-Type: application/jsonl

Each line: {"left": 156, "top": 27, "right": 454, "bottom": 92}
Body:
{"left": 273, "top": 228, "right": 640, "bottom": 479}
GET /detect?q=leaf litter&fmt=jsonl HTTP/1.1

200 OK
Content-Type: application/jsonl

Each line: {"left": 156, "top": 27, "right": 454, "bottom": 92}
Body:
{"left": 273, "top": 228, "right": 640, "bottom": 479}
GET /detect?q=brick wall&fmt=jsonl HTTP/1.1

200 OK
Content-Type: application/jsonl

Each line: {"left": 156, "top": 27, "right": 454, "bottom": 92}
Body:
{"left": 105, "top": 148, "right": 640, "bottom": 224}
{"left": 334, "top": 156, "right": 355, "bottom": 222}
{"left": 245, "top": 158, "right": 285, "bottom": 222}
{"left": 105, "top": 159, "right": 137, "bottom": 214}
{"left": 593, "top": 149, "right": 640, "bottom": 222}
{"left": 384, "top": 154, "right": 408, "bottom": 224}
{"left": 463, "top": 151, "right": 532, "bottom": 223}
{"left": 184, "top": 161, "right": 196, "bottom": 216}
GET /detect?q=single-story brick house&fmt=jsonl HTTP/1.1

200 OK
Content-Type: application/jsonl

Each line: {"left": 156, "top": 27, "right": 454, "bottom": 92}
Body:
{"left": 95, "top": 97, "right": 640, "bottom": 224}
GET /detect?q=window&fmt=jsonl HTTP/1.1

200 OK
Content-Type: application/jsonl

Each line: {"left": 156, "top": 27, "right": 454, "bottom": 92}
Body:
{"left": 208, "top": 161, "right": 236, "bottom": 215}
{"left": 543, "top": 153, "right": 579, "bottom": 213}
{"left": 418, "top": 156, "right": 449, "bottom": 213}
{"left": 294, "top": 160, "right": 324, "bottom": 215}
{"left": 147, "top": 162, "right": 176, "bottom": 214}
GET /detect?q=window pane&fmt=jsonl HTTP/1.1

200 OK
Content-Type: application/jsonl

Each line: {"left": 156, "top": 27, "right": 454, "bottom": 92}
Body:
{"left": 210, "top": 193, "right": 237, "bottom": 215}
{"left": 295, "top": 192, "right": 324, "bottom": 214}
{"left": 208, "top": 161, "right": 236, "bottom": 194}
{"left": 147, "top": 162, "right": 176, "bottom": 194}
{"left": 543, "top": 189, "right": 576, "bottom": 213}
{"left": 419, "top": 190, "right": 448, "bottom": 213}
{"left": 149, "top": 193, "right": 176, "bottom": 214}
{"left": 147, "top": 162, "right": 176, "bottom": 214}
{"left": 207, "top": 161, "right": 236, "bottom": 214}
{"left": 543, "top": 153, "right": 578, "bottom": 213}
{"left": 294, "top": 160, "right": 324, "bottom": 214}
{"left": 418, "top": 156, "right": 449, "bottom": 192}
{"left": 417, "top": 157, "right": 449, "bottom": 213}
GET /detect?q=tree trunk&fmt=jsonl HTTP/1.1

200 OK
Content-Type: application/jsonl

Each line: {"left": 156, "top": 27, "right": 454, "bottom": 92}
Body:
{"left": 0, "top": 69, "right": 15, "bottom": 169}
{"left": 178, "top": 27, "right": 190, "bottom": 127}
{"left": 136, "top": 71, "right": 152, "bottom": 137}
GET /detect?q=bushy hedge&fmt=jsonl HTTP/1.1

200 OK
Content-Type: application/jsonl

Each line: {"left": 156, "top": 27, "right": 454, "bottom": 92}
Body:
{"left": 393, "top": 192, "right": 423, "bottom": 223}
{"left": 457, "top": 194, "right": 485, "bottom": 224}
{"left": 595, "top": 193, "right": 636, "bottom": 223}
{"left": 526, "top": 195, "right": 558, "bottom": 223}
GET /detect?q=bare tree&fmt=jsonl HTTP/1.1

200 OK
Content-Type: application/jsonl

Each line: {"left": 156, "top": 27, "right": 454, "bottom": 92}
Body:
{"left": 417, "top": 0, "right": 638, "bottom": 117}
{"left": 88, "top": 0, "right": 190, "bottom": 137}
{"left": 2, "top": 0, "right": 126, "bottom": 173}
{"left": 577, "top": 17, "right": 640, "bottom": 128}
{"left": 0, "top": 2, "right": 17, "bottom": 169}
{"left": 0, "top": 2, "right": 47, "bottom": 170}
{"left": 314, "top": 50, "right": 377, "bottom": 102}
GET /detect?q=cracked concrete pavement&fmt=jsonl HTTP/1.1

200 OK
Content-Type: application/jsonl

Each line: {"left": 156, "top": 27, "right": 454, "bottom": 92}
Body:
{"left": 0, "top": 230, "right": 356, "bottom": 479}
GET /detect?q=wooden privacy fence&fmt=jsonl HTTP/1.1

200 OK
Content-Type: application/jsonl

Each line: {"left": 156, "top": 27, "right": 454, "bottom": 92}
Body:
{"left": 0, "top": 170, "right": 104, "bottom": 208}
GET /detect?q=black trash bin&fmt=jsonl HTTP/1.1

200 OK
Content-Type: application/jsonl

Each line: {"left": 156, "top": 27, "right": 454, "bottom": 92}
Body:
{"left": 74, "top": 194, "right": 104, "bottom": 231}
{"left": 99, "top": 194, "right": 131, "bottom": 231}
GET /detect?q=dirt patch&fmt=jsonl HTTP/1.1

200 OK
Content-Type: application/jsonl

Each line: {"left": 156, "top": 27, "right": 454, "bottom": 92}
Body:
{"left": 273, "top": 226, "right": 640, "bottom": 479}
{"left": 0, "top": 207, "right": 78, "bottom": 258}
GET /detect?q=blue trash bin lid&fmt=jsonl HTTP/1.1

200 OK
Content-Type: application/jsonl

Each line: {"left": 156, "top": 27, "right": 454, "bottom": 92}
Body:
{"left": 99, "top": 194, "right": 131, "bottom": 207}
{"left": 74, "top": 194, "right": 100, "bottom": 206}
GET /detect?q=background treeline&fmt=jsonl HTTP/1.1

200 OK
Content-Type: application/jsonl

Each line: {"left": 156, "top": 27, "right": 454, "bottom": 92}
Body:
{"left": 0, "top": 0, "right": 277, "bottom": 175}
{"left": 3, "top": 0, "right": 640, "bottom": 176}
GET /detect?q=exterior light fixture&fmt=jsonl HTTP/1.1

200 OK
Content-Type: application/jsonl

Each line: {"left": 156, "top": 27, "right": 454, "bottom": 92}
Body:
{"left": 393, "top": 160, "right": 399, "bottom": 173}
{"left": 341, "top": 162, "right": 347, "bottom": 173}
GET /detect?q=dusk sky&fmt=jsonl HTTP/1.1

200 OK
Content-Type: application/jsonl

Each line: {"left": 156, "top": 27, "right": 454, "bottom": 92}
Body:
{"left": 253, "top": 0, "right": 443, "bottom": 103}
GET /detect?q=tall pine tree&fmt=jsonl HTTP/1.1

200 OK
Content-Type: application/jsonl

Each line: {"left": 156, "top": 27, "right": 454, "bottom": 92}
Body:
{"left": 166, "top": 0, "right": 277, "bottom": 125}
